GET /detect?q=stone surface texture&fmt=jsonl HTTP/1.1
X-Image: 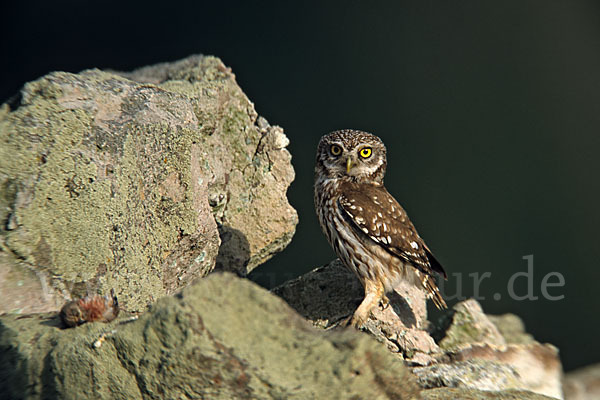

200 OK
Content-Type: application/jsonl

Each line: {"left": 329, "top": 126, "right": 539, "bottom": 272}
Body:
{"left": 272, "top": 259, "right": 440, "bottom": 365}
{"left": 274, "top": 260, "right": 564, "bottom": 399}
{"left": 0, "top": 55, "right": 298, "bottom": 313}
{"left": 0, "top": 55, "right": 588, "bottom": 400}
{"left": 563, "top": 363, "right": 600, "bottom": 400}
{"left": 0, "top": 272, "right": 555, "bottom": 400}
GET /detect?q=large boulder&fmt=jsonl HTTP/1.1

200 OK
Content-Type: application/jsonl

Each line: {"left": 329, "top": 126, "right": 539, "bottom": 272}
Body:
{"left": 0, "top": 272, "right": 553, "bottom": 400}
{"left": 0, "top": 55, "right": 298, "bottom": 313}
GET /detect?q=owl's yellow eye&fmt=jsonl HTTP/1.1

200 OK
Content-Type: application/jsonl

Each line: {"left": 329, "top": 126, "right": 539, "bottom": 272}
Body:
{"left": 359, "top": 147, "right": 372, "bottom": 158}
{"left": 330, "top": 144, "right": 342, "bottom": 156}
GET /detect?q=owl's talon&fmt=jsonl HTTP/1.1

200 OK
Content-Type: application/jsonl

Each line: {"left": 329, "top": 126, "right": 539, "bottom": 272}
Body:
{"left": 350, "top": 314, "right": 367, "bottom": 329}
{"left": 349, "top": 307, "right": 371, "bottom": 329}
{"left": 379, "top": 295, "right": 390, "bottom": 311}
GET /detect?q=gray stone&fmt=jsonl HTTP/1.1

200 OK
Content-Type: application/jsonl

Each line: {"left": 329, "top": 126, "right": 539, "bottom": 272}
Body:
{"left": 0, "top": 272, "right": 557, "bottom": 400}
{"left": 417, "top": 388, "right": 556, "bottom": 399}
{"left": 116, "top": 57, "right": 298, "bottom": 275}
{"left": 0, "top": 272, "right": 423, "bottom": 400}
{"left": 488, "top": 313, "right": 535, "bottom": 345}
{"left": 273, "top": 259, "right": 440, "bottom": 365}
{"left": 412, "top": 360, "right": 523, "bottom": 392}
{"left": 274, "top": 260, "right": 564, "bottom": 399}
{"left": 563, "top": 363, "right": 600, "bottom": 400}
{"left": 0, "top": 55, "right": 297, "bottom": 313}
{"left": 408, "top": 299, "right": 562, "bottom": 399}
{"left": 0, "top": 54, "right": 575, "bottom": 400}
{"left": 434, "top": 299, "right": 507, "bottom": 352}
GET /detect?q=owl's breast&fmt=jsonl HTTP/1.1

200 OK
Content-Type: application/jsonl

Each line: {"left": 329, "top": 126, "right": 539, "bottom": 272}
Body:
{"left": 315, "top": 179, "right": 413, "bottom": 291}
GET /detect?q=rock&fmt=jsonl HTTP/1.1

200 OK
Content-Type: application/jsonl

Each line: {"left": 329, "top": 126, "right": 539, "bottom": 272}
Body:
{"left": 412, "top": 299, "right": 562, "bottom": 399}
{"left": 418, "top": 388, "right": 556, "bottom": 399}
{"left": 487, "top": 313, "right": 535, "bottom": 344}
{"left": 273, "top": 259, "right": 441, "bottom": 365}
{"left": 563, "top": 363, "right": 600, "bottom": 400}
{"left": 431, "top": 299, "right": 562, "bottom": 399}
{"left": 450, "top": 342, "right": 562, "bottom": 396}
{"left": 0, "top": 55, "right": 297, "bottom": 313}
{"left": 412, "top": 360, "right": 524, "bottom": 392}
{"left": 271, "top": 259, "right": 365, "bottom": 328}
{"left": 273, "top": 260, "right": 564, "bottom": 399}
{"left": 0, "top": 251, "right": 65, "bottom": 313}
{"left": 0, "top": 272, "right": 422, "bottom": 399}
{"left": 434, "top": 299, "right": 507, "bottom": 352}
{"left": 0, "top": 54, "right": 568, "bottom": 400}
{"left": 116, "top": 57, "right": 298, "bottom": 275}
{"left": 0, "top": 272, "right": 556, "bottom": 400}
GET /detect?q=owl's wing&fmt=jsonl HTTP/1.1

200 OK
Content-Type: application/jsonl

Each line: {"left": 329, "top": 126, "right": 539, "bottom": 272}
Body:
{"left": 338, "top": 184, "right": 447, "bottom": 279}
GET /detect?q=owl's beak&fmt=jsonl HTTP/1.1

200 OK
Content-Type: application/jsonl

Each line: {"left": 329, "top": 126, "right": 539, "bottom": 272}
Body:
{"left": 346, "top": 157, "right": 353, "bottom": 173}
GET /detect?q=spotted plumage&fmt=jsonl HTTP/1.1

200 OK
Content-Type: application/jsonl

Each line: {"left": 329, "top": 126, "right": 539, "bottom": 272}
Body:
{"left": 314, "top": 129, "right": 447, "bottom": 327}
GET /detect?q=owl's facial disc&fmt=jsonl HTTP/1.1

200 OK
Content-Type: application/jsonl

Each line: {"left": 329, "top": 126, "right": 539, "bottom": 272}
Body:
{"left": 321, "top": 142, "right": 347, "bottom": 176}
{"left": 342, "top": 144, "right": 381, "bottom": 178}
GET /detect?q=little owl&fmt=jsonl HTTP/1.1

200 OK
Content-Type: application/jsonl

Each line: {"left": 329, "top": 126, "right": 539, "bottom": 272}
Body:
{"left": 314, "top": 129, "right": 447, "bottom": 328}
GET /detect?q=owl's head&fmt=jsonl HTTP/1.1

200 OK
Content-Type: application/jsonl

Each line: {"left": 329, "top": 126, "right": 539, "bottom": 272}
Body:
{"left": 315, "top": 129, "right": 387, "bottom": 183}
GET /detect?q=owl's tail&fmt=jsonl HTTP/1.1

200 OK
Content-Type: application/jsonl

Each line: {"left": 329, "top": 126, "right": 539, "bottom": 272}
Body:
{"left": 423, "top": 274, "right": 447, "bottom": 310}
{"left": 412, "top": 268, "right": 447, "bottom": 309}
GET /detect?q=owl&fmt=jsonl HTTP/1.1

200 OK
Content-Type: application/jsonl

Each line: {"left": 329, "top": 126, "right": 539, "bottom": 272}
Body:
{"left": 59, "top": 289, "right": 120, "bottom": 328}
{"left": 314, "top": 129, "right": 447, "bottom": 328}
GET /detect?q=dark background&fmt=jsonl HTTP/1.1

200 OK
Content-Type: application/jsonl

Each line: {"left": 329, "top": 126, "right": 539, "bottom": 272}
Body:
{"left": 2, "top": 1, "right": 599, "bottom": 371}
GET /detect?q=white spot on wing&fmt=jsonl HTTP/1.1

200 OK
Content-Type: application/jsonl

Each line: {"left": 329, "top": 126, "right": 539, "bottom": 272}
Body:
{"left": 411, "top": 241, "right": 419, "bottom": 249}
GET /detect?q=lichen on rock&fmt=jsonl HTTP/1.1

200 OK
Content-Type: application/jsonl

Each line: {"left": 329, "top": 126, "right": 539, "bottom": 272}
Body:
{"left": 0, "top": 55, "right": 297, "bottom": 313}
{"left": 0, "top": 273, "right": 423, "bottom": 400}
{"left": 0, "top": 272, "right": 558, "bottom": 400}
{"left": 0, "top": 55, "right": 578, "bottom": 400}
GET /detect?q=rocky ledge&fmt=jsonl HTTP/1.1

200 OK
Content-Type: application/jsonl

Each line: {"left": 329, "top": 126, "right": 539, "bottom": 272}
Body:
{"left": 274, "top": 260, "right": 562, "bottom": 399}
{"left": 1, "top": 272, "right": 556, "bottom": 400}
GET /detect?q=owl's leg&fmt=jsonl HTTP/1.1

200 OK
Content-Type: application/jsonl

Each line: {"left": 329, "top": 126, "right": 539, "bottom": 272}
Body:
{"left": 350, "top": 280, "right": 384, "bottom": 328}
